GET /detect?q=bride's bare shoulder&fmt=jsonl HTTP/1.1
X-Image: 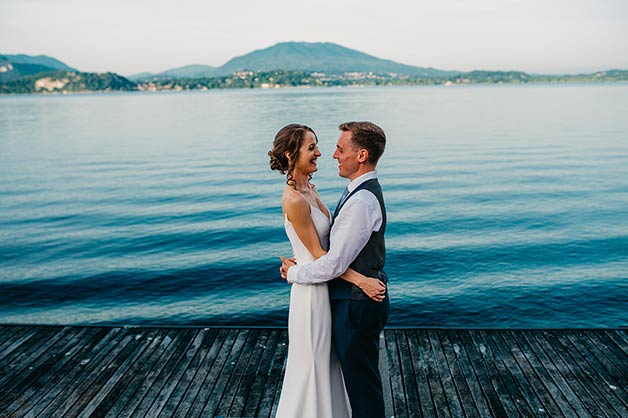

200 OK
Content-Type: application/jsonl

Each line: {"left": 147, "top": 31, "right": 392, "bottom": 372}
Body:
{"left": 282, "top": 188, "right": 310, "bottom": 220}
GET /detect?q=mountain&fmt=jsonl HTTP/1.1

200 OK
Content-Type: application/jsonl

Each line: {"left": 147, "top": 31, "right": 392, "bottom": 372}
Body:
{"left": 0, "top": 54, "right": 136, "bottom": 93}
{"left": 3, "top": 54, "right": 77, "bottom": 71}
{"left": 128, "top": 64, "right": 219, "bottom": 81}
{"left": 218, "top": 42, "right": 451, "bottom": 76}
{"left": 0, "top": 54, "right": 78, "bottom": 82}
{"left": 126, "top": 72, "right": 156, "bottom": 81}
{"left": 159, "top": 64, "right": 219, "bottom": 78}
{"left": 154, "top": 42, "right": 459, "bottom": 78}
{"left": 0, "top": 70, "right": 136, "bottom": 94}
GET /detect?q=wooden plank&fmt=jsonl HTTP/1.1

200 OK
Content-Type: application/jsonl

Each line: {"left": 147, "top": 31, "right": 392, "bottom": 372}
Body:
{"left": 452, "top": 329, "right": 505, "bottom": 418}
{"left": 474, "top": 330, "right": 537, "bottom": 418}
{"left": 59, "top": 327, "right": 153, "bottom": 417}
{"left": 416, "top": 329, "right": 452, "bottom": 418}
{"left": 76, "top": 327, "right": 164, "bottom": 418}
{"left": 16, "top": 327, "right": 114, "bottom": 416}
{"left": 184, "top": 329, "right": 241, "bottom": 418}
{"left": 38, "top": 328, "right": 136, "bottom": 417}
{"left": 0, "top": 325, "right": 19, "bottom": 339}
{"left": 89, "top": 328, "right": 170, "bottom": 418}
{"left": 214, "top": 329, "right": 262, "bottom": 417}
{"left": 169, "top": 328, "right": 230, "bottom": 418}
{"left": 227, "top": 329, "right": 271, "bottom": 417}
{"left": 0, "top": 326, "right": 52, "bottom": 362}
{"left": 551, "top": 330, "right": 628, "bottom": 417}
{"left": 562, "top": 330, "right": 628, "bottom": 407}
{"left": 509, "top": 330, "right": 589, "bottom": 417}
{"left": 262, "top": 329, "right": 288, "bottom": 418}
{"left": 136, "top": 330, "right": 201, "bottom": 417}
{"left": 406, "top": 329, "right": 441, "bottom": 418}
{"left": 0, "top": 326, "right": 24, "bottom": 353}
{"left": 570, "top": 330, "right": 628, "bottom": 412}
{"left": 462, "top": 330, "right": 518, "bottom": 417}
{"left": 479, "top": 330, "right": 539, "bottom": 418}
{"left": 241, "top": 329, "right": 281, "bottom": 418}
{"left": 378, "top": 332, "right": 394, "bottom": 418}
{"left": 443, "top": 330, "right": 493, "bottom": 418}
{"left": 0, "top": 327, "right": 59, "bottom": 384}
{"left": 615, "top": 329, "right": 628, "bottom": 347}
{"left": 543, "top": 329, "right": 626, "bottom": 417}
{"left": 115, "top": 329, "right": 197, "bottom": 418}
{"left": 396, "top": 329, "right": 422, "bottom": 417}
{"left": 0, "top": 326, "right": 95, "bottom": 415}
{"left": 143, "top": 329, "right": 207, "bottom": 417}
{"left": 525, "top": 330, "right": 610, "bottom": 418}
{"left": 494, "top": 330, "right": 562, "bottom": 417}
{"left": 200, "top": 329, "right": 253, "bottom": 417}
{"left": 102, "top": 328, "right": 179, "bottom": 418}
{"left": 605, "top": 330, "right": 628, "bottom": 359}
{"left": 0, "top": 328, "right": 71, "bottom": 392}
{"left": 18, "top": 327, "right": 124, "bottom": 418}
{"left": 382, "top": 329, "right": 409, "bottom": 417}
{"left": 0, "top": 327, "right": 38, "bottom": 363}
{"left": 428, "top": 329, "right": 468, "bottom": 418}
{"left": 156, "top": 328, "right": 219, "bottom": 418}
{"left": 0, "top": 327, "right": 86, "bottom": 394}
{"left": 435, "top": 330, "right": 482, "bottom": 418}
{"left": 581, "top": 330, "right": 628, "bottom": 380}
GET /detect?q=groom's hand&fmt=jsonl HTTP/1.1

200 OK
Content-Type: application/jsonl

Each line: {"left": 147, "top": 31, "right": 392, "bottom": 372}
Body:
{"left": 279, "top": 256, "right": 297, "bottom": 281}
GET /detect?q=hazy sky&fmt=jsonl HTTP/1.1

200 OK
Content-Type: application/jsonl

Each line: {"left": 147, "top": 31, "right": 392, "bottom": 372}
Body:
{"left": 1, "top": 0, "right": 627, "bottom": 75}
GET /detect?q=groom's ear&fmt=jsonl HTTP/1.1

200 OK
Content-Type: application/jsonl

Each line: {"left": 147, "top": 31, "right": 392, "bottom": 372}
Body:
{"left": 357, "top": 149, "right": 369, "bottom": 163}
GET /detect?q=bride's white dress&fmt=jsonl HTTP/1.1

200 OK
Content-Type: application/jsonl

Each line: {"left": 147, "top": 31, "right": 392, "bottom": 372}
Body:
{"left": 275, "top": 204, "right": 351, "bottom": 418}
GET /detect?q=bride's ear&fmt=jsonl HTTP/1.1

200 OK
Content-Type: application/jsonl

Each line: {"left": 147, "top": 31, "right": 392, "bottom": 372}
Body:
{"left": 284, "top": 151, "right": 292, "bottom": 162}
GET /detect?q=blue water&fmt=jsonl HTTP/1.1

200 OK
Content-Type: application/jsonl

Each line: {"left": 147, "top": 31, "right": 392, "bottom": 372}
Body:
{"left": 1, "top": 85, "right": 627, "bottom": 327}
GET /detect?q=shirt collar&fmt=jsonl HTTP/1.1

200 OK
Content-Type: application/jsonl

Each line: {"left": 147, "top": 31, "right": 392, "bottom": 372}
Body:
{"left": 347, "top": 170, "right": 377, "bottom": 193}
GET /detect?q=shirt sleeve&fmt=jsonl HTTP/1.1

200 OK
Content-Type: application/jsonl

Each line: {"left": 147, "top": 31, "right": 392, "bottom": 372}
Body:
{"left": 287, "top": 191, "right": 382, "bottom": 284}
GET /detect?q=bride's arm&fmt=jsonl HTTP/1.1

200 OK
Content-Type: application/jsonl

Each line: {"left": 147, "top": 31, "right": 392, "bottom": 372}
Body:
{"left": 339, "top": 269, "right": 386, "bottom": 302}
{"left": 284, "top": 196, "right": 386, "bottom": 302}
{"left": 284, "top": 195, "right": 328, "bottom": 259}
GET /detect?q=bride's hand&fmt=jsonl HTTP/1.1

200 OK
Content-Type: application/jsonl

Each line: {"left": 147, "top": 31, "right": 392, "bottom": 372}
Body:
{"left": 358, "top": 277, "right": 386, "bottom": 302}
{"left": 279, "top": 256, "right": 297, "bottom": 280}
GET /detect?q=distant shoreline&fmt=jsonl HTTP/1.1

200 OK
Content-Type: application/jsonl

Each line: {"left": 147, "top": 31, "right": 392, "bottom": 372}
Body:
{"left": 1, "top": 69, "right": 628, "bottom": 95}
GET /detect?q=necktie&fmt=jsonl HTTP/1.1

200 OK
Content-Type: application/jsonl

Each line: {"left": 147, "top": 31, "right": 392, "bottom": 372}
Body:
{"left": 338, "top": 187, "right": 350, "bottom": 206}
{"left": 334, "top": 187, "right": 350, "bottom": 219}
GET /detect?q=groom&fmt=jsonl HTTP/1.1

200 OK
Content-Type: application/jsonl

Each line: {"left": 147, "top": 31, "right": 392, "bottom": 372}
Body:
{"left": 281, "top": 121, "right": 389, "bottom": 418}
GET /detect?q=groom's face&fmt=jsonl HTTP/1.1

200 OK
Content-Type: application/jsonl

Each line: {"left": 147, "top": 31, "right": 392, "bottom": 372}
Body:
{"left": 333, "top": 131, "right": 360, "bottom": 180}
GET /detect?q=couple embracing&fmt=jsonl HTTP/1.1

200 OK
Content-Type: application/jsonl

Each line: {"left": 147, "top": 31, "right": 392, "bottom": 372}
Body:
{"left": 268, "top": 121, "right": 389, "bottom": 418}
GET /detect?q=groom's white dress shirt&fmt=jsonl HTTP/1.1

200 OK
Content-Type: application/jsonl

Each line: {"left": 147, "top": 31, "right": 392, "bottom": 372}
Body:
{"left": 287, "top": 171, "right": 383, "bottom": 284}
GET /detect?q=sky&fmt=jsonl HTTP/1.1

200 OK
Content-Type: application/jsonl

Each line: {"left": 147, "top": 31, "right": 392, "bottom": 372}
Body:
{"left": 1, "top": 0, "right": 627, "bottom": 76}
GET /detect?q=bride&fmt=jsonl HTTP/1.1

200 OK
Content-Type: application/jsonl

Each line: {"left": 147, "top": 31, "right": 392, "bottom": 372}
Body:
{"left": 268, "top": 124, "right": 386, "bottom": 418}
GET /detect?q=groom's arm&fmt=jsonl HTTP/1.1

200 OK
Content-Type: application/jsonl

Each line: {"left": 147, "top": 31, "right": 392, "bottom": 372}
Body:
{"left": 286, "top": 191, "right": 382, "bottom": 284}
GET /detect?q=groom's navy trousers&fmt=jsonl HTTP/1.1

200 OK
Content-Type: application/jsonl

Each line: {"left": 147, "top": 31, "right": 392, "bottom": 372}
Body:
{"left": 331, "top": 295, "right": 389, "bottom": 418}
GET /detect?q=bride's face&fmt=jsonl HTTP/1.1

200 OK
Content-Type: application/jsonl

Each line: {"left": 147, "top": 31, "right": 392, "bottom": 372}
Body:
{"left": 294, "top": 131, "right": 321, "bottom": 175}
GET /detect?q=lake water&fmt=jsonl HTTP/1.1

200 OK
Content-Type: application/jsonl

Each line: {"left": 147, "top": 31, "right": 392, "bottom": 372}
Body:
{"left": 1, "top": 84, "right": 627, "bottom": 328}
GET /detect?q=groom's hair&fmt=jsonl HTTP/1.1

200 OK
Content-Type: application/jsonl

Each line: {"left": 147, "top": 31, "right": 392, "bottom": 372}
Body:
{"left": 339, "top": 121, "right": 386, "bottom": 165}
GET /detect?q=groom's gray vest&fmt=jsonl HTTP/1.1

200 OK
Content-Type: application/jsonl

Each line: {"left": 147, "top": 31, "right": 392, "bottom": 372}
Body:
{"left": 328, "top": 178, "right": 387, "bottom": 300}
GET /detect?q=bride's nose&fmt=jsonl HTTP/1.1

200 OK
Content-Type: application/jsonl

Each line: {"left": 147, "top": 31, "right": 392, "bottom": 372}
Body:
{"left": 315, "top": 148, "right": 321, "bottom": 157}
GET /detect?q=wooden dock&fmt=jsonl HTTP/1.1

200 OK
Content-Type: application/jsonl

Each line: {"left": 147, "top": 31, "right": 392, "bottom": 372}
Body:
{"left": 0, "top": 325, "right": 626, "bottom": 417}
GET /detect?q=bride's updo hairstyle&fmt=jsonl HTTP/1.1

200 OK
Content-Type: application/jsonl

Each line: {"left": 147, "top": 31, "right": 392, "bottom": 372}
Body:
{"left": 268, "top": 124, "right": 317, "bottom": 187}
